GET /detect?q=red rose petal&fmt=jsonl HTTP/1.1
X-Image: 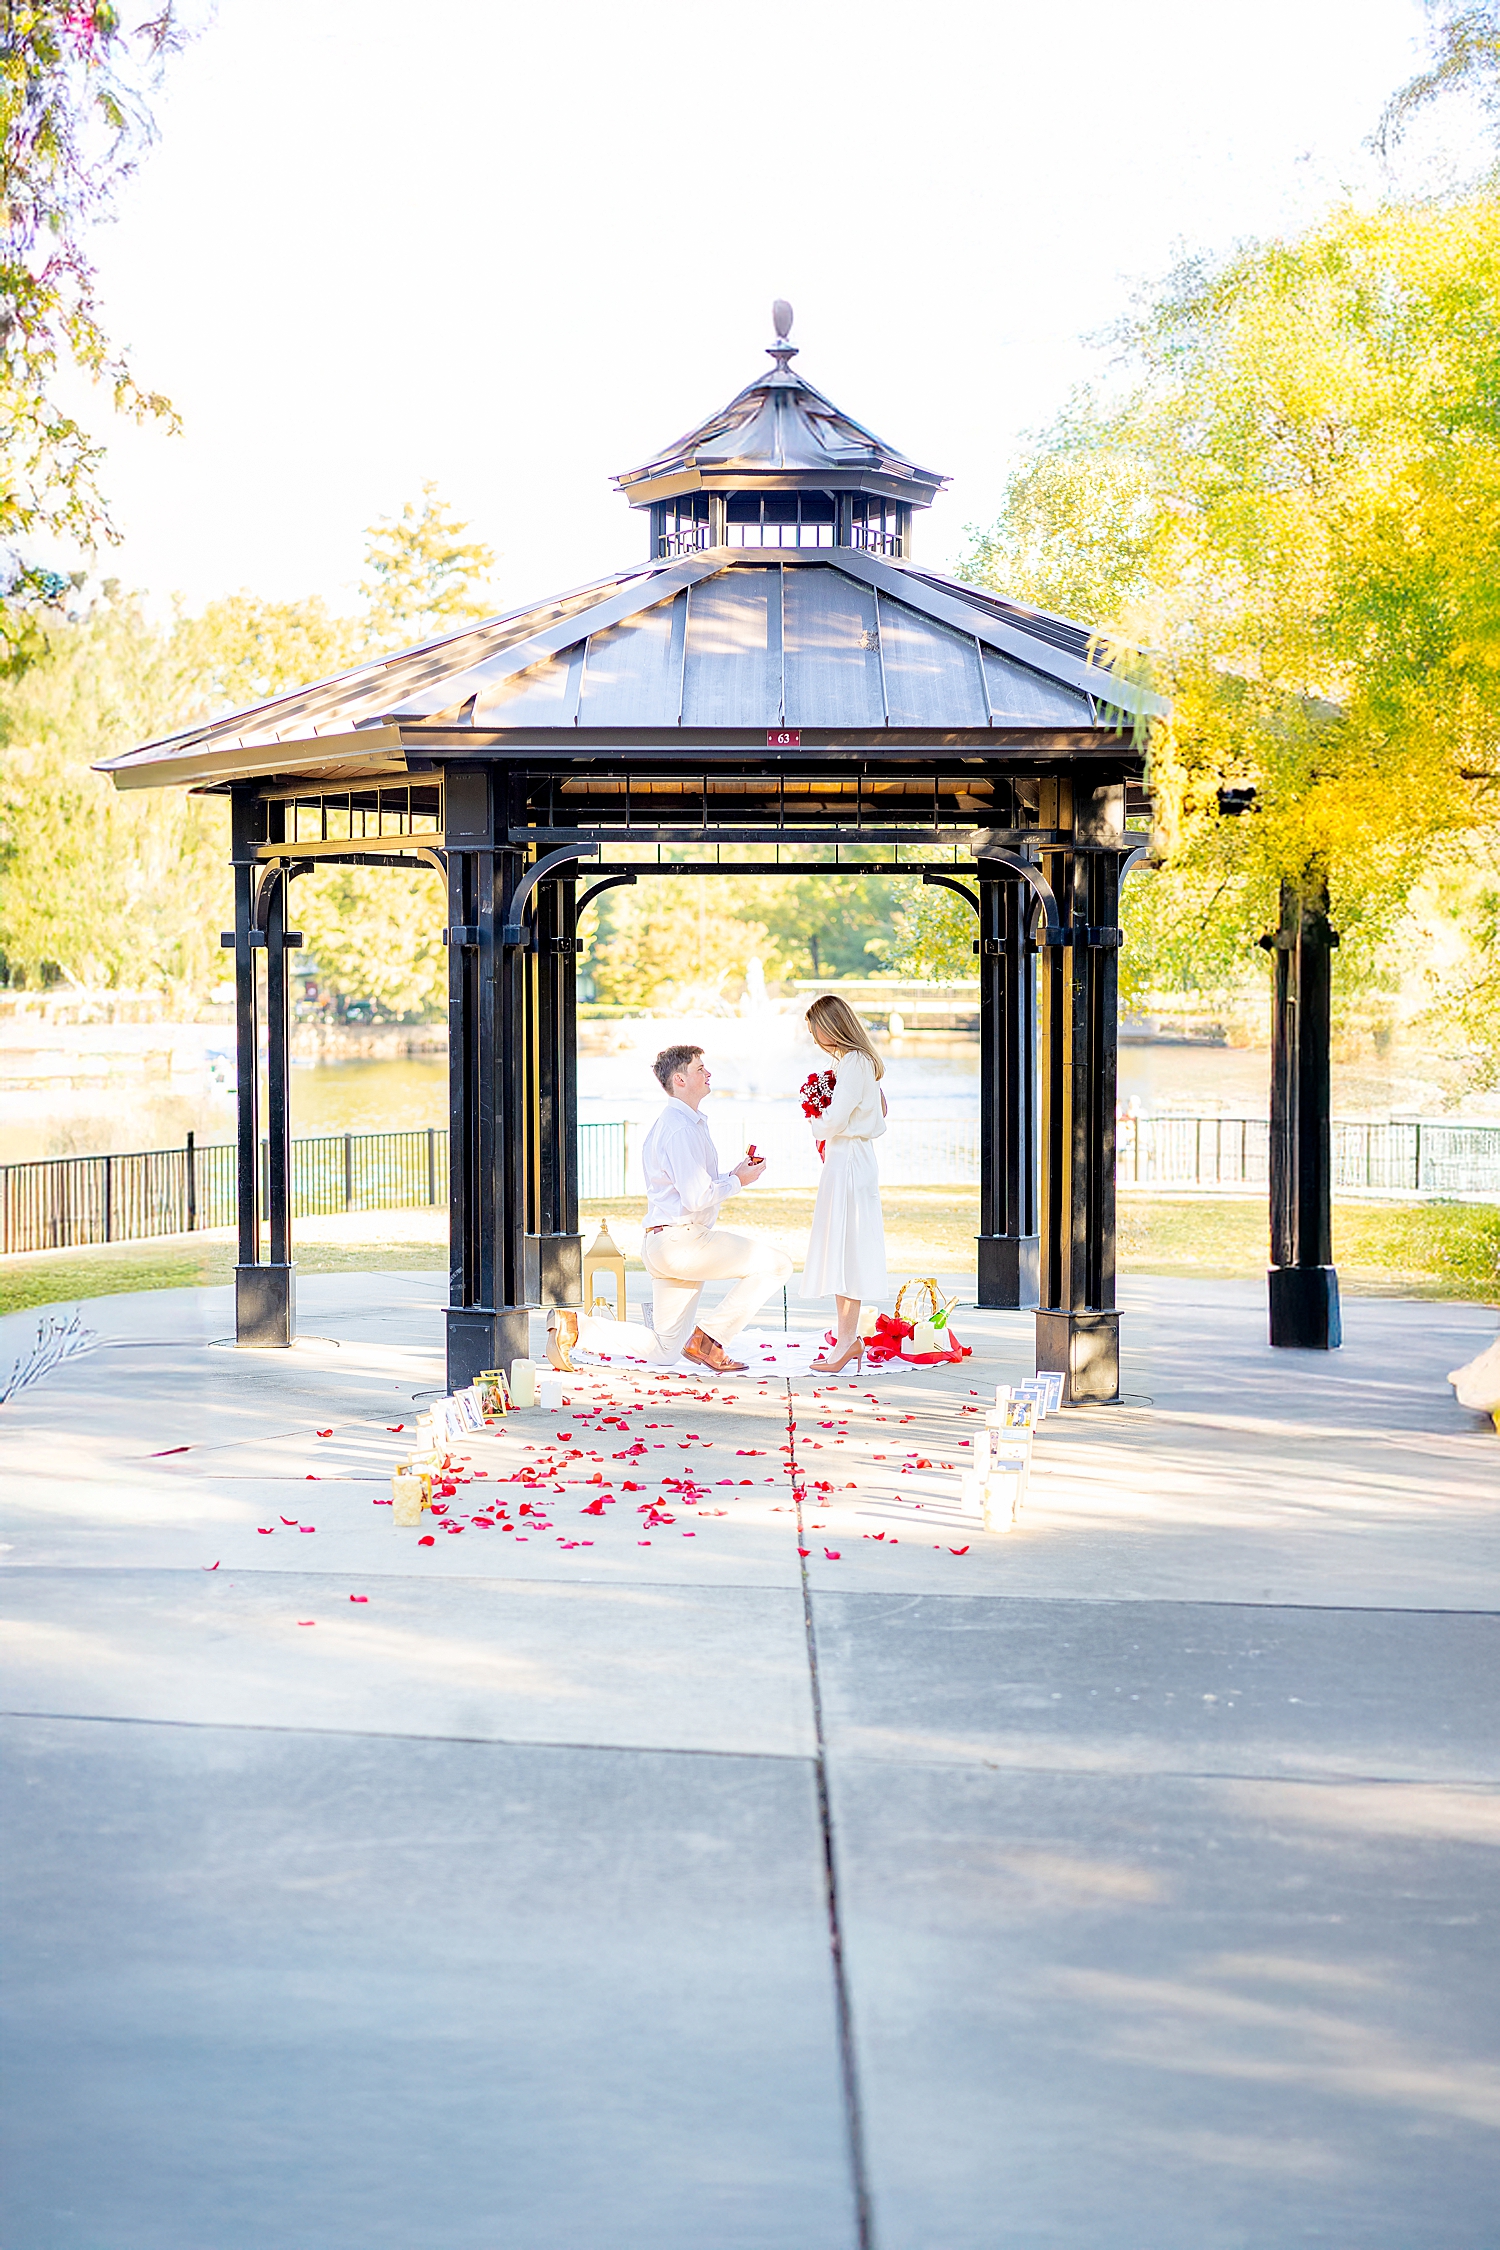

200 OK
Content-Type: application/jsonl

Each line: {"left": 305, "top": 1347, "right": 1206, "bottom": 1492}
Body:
{"left": 316, "top": 1429, "right": 333, "bottom": 1438}
{"left": 297, "top": 1620, "right": 315, "bottom": 1626}
{"left": 349, "top": 1593, "right": 368, "bottom": 1602}
{"left": 418, "top": 1534, "right": 435, "bottom": 1546}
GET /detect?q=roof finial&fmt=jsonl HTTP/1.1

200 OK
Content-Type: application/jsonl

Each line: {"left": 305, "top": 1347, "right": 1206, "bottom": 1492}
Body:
{"left": 767, "top": 298, "right": 798, "bottom": 376}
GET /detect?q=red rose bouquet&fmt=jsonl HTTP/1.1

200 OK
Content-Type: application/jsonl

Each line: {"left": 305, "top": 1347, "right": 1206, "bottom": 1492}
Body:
{"left": 800, "top": 1068, "right": 836, "bottom": 1162}
{"left": 799, "top": 1069, "right": 836, "bottom": 1120}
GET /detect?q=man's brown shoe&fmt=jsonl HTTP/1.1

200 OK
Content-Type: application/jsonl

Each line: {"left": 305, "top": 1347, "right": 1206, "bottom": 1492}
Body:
{"left": 682, "top": 1326, "right": 747, "bottom": 1374}
{"left": 547, "top": 1308, "right": 578, "bottom": 1371}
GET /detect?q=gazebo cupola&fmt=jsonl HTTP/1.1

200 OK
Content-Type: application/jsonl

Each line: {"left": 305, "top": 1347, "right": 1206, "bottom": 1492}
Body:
{"left": 614, "top": 302, "right": 946, "bottom": 561}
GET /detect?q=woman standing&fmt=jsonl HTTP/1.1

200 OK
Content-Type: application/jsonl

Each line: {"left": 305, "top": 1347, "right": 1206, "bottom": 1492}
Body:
{"left": 799, "top": 993, "right": 888, "bottom": 1373}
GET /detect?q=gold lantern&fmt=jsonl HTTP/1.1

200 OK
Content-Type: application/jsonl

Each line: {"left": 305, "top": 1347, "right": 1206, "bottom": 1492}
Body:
{"left": 583, "top": 1218, "right": 628, "bottom": 1320}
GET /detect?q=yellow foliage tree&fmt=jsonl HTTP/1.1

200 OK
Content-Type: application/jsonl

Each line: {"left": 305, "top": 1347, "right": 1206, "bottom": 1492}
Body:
{"left": 960, "top": 192, "right": 1500, "bottom": 1070}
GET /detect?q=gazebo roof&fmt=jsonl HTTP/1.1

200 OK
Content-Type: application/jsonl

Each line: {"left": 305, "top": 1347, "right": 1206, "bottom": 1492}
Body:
{"left": 97, "top": 548, "right": 1162, "bottom": 795}
{"left": 613, "top": 314, "right": 947, "bottom": 509}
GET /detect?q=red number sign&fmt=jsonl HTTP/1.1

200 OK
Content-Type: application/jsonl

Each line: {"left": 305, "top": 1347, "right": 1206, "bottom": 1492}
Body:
{"left": 767, "top": 727, "right": 801, "bottom": 748}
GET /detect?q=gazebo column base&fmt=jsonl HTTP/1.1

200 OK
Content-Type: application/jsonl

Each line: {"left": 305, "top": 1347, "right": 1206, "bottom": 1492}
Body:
{"left": 976, "top": 1234, "right": 1039, "bottom": 1310}
{"left": 236, "top": 1264, "right": 295, "bottom": 1348}
{"left": 525, "top": 1233, "right": 584, "bottom": 1309}
{"left": 1035, "top": 1308, "right": 1119, "bottom": 1406}
{"left": 446, "top": 1305, "right": 535, "bottom": 1393}
{"left": 1268, "top": 1264, "right": 1341, "bottom": 1351}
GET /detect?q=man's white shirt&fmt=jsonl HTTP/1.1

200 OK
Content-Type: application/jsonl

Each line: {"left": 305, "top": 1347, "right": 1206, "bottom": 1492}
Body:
{"left": 641, "top": 1098, "right": 741, "bottom": 1228}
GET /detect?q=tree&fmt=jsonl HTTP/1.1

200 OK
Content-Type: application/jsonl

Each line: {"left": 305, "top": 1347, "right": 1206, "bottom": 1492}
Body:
{"left": 755, "top": 870, "right": 913, "bottom": 980}
{"left": 0, "top": 487, "right": 498, "bottom": 1005}
{"left": 959, "top": 193, "right": 1500, "bottom": 1070}
{"left": 359, "top": 482, "right": 498, "bottom": 653}
{"left": 1, "top": 2, "right": 184, "bottom": 673}
{"left": 1377, "top": 2, "right": 1500, "bottom": 154}
{"left": 584, "top": 882, "right": 771, "bottom": 1010}
{"left": 296, "top": 865, "right": 447, "bottom": 1022}
{"left": 0, "top": 592, "right": 227, "bottom": 992}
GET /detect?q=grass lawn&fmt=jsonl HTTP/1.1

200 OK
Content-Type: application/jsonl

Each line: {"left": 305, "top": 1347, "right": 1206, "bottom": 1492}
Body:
{"left": 2, "top": 1189, "right": 1495, "bottom": 1317}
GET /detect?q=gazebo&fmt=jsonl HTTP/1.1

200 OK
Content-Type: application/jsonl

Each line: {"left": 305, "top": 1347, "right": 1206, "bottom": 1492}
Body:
{"left": 99, "top": 307, "right": 1163, "bottom": 1403}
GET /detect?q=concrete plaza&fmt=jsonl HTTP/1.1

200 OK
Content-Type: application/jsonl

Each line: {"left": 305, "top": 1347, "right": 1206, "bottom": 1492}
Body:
{"left": 1, "top": 1266, "right": 1497, "bottom": 2247}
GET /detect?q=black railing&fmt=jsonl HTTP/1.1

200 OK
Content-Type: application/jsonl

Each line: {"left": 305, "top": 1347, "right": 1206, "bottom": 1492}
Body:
{"left": 1, "top": 1122, "right": 629, "bottom": 1255}
{"left": 1119, "top": 1114, "right": 1500, "bottom": 1197}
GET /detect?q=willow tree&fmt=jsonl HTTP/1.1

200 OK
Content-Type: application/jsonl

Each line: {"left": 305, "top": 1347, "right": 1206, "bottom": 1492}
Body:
{"left": 958, "top": 192, "right": 1500, "bottom": 1078}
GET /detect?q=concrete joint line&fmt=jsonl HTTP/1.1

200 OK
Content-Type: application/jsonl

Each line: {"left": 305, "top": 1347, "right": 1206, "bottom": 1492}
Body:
{"left": 788, "top": 1376, "right": 877, "bottom": 2250}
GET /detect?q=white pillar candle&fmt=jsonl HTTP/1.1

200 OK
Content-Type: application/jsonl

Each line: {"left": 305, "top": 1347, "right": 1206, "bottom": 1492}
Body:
{"left": 391, "top": 1473, "right": 426, "bottom": 1526}
{"left": 509, "top": 1358, "right": 538, "bottom": 1408}
{"left": 960, "top": 1471, "right": 988, "bottom": 1514}
{"left": 983, "top": 1469, "right": 1024, "bottom": 1533}
{"left": 536, "top": 1370, "right": 565, "bottom": 1411}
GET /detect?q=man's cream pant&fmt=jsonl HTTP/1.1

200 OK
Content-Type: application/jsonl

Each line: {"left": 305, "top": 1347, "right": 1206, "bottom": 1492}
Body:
{"left": 572, "top": 1221, "right": 793, "bottom": 1364}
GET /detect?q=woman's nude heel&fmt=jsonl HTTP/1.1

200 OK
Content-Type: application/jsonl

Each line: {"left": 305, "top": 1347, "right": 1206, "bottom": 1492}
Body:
{"left": 812, "top": 1336, "right": 865, "bottom": 1374}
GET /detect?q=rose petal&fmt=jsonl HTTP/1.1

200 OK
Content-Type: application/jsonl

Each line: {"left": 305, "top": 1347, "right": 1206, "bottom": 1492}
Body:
{"left": 349, "top": 1593, "right": 368, "bottom": 1602}
{"left": 417, "top": 1534, "right": 435, "bottom": 1545}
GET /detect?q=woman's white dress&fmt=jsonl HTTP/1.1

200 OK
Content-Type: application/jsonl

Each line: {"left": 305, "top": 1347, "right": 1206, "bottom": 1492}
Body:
{"left": 798, "top": 1051, "right": 888, "bottom": 1301}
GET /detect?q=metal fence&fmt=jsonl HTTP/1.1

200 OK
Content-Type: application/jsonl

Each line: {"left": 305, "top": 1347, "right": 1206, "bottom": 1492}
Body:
{"left": 2, "top": 1121, "right": 630, "bottom": 1255}
{"left": 1119, "top": 1114, "right": 1500, "bottom": 1199}
{"left": 4, "top": 1112, "right": 1496, "bottom": 1257}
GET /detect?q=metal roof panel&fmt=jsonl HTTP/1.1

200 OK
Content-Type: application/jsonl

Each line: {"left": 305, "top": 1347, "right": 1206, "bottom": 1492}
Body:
{"left": 981, "top": 648, "right": 1093, "bottom": 726}
{"left": 578, "top": 593, "right": 686, "bottom": 728}
{"left": 782, "top": 567, "right": 885, "bottom": 728}
{"left": 876, "top": 595, "right": 988, "bottom": 728}
{"left": 680, "top": 568, "right": 778, "bottom": 729}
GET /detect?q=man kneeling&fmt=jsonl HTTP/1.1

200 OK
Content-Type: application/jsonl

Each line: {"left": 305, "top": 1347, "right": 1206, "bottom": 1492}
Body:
{"left": 549, "top": 1043, "right": 792, "bottom": 1375}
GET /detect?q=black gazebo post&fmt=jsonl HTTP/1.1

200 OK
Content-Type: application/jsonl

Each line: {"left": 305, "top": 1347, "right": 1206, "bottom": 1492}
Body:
{"left": 1265, "top": 871, "right": 1342, "bottom": 1349}
{"left": 260, "top": 864, "right": 297, "bottom": 1345}
{"left": 445, "top": 768, "right": 536, "bottom": 1391}
{"left": 976, "top": 869, "right": 1039, "bottom": 1307}
{"left": 1035, "top": 780, "right": 1124, "bottom": 1404}
{"left": 524, "top": 872, "right": 583, "bottom": 1310}
{"left": 229, "top": 787, "right": 263, "bottom": 1339}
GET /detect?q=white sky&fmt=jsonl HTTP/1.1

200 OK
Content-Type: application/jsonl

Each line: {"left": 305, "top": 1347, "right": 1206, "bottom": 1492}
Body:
{"left": 77, "top": 0, "right": 1468, "bottom": 617}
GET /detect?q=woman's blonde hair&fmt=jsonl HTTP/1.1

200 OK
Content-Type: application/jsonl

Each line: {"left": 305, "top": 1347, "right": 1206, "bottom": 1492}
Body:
{"left": 805, "top": 993, "right": 885, "bottom": 1079}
